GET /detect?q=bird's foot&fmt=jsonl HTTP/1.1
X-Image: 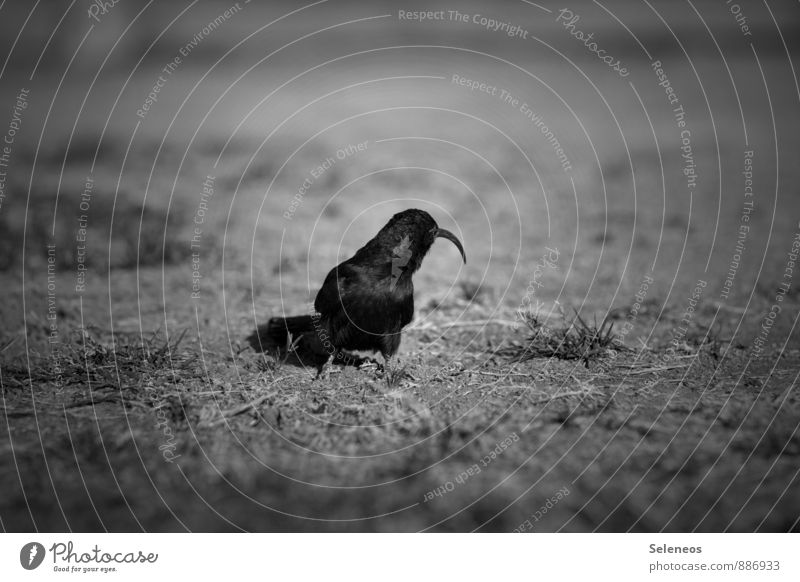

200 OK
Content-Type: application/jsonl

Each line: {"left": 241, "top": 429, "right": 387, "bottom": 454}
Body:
{"left": 314, "top": 364, "right": 339, "bottom": 381}
{"left": 333, "top": 351, "right": 384, "bottom": 371}
{"left": 358, "top": 357, "right": 384, "bottom": 372}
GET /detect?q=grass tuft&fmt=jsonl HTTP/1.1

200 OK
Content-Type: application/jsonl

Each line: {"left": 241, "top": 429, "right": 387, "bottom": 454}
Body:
{"left": 504, "top": 309, "right": 622, "bottom": 366}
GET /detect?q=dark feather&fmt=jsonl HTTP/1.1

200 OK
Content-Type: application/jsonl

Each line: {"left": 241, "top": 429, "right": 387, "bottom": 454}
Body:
{"left": 266, "top": 209, "right": 466, "bottom": 371}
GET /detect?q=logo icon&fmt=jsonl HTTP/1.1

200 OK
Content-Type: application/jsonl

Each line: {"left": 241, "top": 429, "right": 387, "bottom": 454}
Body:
{"left": 20, "top": 542, "right": 46, "bottom": 570}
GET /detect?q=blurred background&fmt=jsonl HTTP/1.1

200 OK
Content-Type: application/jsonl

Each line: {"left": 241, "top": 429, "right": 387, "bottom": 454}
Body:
{"left": 2, "top": 0, "right": 798, "bottom": 325}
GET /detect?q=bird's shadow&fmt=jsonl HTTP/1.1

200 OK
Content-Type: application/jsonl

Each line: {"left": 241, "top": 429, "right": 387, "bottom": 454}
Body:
{"left": 246, "top": 324, "right": 379, "bottom": 370}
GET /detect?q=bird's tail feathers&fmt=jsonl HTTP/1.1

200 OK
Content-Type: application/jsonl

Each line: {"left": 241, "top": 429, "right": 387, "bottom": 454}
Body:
{"left": 266, "top": 314, "right": 315, "bottom": 345}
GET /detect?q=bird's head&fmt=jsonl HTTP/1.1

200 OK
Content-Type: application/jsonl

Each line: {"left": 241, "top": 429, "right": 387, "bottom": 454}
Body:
{"left": 379, "top": 209, "right": 467, "bottom": 273}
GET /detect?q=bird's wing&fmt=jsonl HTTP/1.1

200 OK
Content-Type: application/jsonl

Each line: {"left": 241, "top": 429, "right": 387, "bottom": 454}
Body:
{"left": 314, "top": 262, "right": 361, "bottom": 316}
{"left": 315, "top": 259, "right": 414, "bottom": 333}
{"left": 398, "top": 292, "right": 414, "bottom": 328}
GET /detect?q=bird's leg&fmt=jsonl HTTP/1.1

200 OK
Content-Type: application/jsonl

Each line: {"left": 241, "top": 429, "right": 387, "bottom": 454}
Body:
{"left": 357, "top": 354, "right": 383, "bottom": 371}
{"left": 314, "top": 358, "right": 331, "bottom": 381}
{"left": 378, "top": 332, "right": 405, "bottom": 387}
{"left": 330, "top": 349, "right": 352, "bottom": 368}
{"left": 383, "top": 354, "right": 396, "bottom": 389}
{"left": 302, "top": 322, "right": 333, "bottom": 380}
{"left": 330, "top": 349, "right": 382, "bottom": 371}
{"left": 316, "top": 350, "right": 355, "bottom": 379}
{"left": 333, "top": 350, "right": 356, "bottom": 367}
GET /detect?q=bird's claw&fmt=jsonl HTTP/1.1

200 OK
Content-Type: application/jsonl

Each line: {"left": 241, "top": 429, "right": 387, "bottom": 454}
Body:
{"left": 358, "top": 357, "right": 383, "bottom": 371}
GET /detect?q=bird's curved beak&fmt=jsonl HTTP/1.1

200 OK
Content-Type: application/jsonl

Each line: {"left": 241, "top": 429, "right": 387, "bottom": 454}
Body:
{"left": 435, "top": 228, "right": 467, "bottom": 264}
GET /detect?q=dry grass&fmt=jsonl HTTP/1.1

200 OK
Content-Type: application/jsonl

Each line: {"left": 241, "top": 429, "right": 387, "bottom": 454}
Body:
{"left": 3, "top": 297, "right": 797, "bottom": 532}
{"left": 502, "top": 309, "right": 623, "bottom": 366}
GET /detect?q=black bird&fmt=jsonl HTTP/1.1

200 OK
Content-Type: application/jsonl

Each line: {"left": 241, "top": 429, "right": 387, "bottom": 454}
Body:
{"left": 266, "top": 209, "right": 466, "bottom": 373}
